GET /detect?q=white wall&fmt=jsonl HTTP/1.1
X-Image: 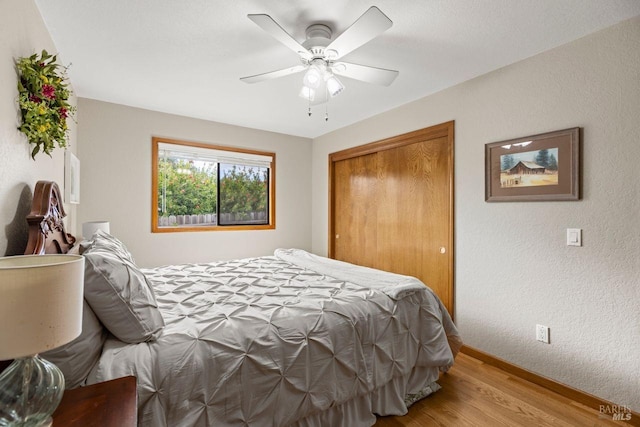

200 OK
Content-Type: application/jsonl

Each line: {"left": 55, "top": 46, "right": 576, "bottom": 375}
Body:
{"left": 77, "top": 99, "right": 312, "bottom": 267}
{"left": 311, "top": 17, "right": 640, "bottom": 411}
{"left": 0, "top": 0, "right": 78, "bottom": 255}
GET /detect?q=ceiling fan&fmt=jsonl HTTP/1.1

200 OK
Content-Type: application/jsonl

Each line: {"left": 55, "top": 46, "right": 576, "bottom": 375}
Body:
{"left": 240, "top": 6, "right": 399, "bottom": 106}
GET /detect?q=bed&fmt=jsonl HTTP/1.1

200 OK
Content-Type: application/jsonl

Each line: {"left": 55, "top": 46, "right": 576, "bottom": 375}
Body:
{"left": 27, "top": 180, "right": 462, "bottom": 427}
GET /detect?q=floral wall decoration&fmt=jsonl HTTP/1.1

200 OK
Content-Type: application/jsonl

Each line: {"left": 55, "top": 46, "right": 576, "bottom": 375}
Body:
{"left": 16, "top": 50, "right": 76, "bottom": 159}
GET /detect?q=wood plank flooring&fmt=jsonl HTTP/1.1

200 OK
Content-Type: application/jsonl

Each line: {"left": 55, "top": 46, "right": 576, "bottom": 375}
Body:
{"left": 375, "top": 353, "right": 636, "bottom": 427}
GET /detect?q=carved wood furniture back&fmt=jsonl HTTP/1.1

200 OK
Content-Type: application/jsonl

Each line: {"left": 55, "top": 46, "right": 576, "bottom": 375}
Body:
{"left": 25, "top": 181, "right": 76, "bottom": 255}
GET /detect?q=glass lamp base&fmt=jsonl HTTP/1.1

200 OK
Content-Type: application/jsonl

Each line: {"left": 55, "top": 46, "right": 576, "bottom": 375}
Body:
{"left": 0, "top": 356, "right": 65, "bottom": 426}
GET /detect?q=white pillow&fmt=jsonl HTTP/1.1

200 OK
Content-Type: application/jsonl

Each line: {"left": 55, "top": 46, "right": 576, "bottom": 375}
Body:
{"left": 80, "top": 229, "right": 135, "bottom": 262}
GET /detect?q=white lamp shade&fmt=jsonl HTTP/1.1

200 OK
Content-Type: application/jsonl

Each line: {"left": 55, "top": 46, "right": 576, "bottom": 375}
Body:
{"left": 303, "top": 66, "right": 322, "bottom": 89}
{"left": 0, "top": 255, "right": 84, "bottom": 360}
{"left": 299, "top": 86, "right": 315, "bottom": 101}
{"left": 326, "top": 75, "right": 344, "bottom": 97}
{"left": 82, "top": 221, "right": 110, "bottom": 238}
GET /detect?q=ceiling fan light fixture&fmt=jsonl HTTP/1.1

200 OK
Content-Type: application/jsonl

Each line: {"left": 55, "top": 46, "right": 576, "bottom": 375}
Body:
{"left": 325, "top": 74, "right": 344, "bottom": 97}
{"left": 299, "top": 86, "right": 315, "bottom": 101}
{"left": 303, "top": 66, "right": 322, "bottom": 89}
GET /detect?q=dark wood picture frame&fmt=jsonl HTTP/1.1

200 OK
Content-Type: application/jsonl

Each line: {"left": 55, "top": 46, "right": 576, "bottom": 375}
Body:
{"left": 485, "top": 127, "right": 580, "bottom": 202}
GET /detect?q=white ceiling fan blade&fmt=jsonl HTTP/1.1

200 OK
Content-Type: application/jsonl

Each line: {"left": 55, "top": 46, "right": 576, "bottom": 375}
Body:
{"left": 325, "top": 7, "right": 392, "bottom": 60}
{"left": 248, "top": 14, "right": 312, "bottom": 60}
{"left": 240, "top": 65, "right": 307, "bottom": 84}
{"left": 333, "top": 62, "right": 399, "bottom": 86}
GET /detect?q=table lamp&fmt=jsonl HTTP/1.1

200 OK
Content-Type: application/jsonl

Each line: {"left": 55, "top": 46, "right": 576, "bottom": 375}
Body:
{"left": 82, "top": 221, "right": 110, "bottom": 239}
{"left": 0, "top": 254, "right": 84, "bottom": 427}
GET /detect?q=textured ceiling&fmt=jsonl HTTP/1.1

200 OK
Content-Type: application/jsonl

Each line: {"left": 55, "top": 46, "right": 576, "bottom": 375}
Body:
{"left": 34, "top": 0, "right": 640, "bottom": 138}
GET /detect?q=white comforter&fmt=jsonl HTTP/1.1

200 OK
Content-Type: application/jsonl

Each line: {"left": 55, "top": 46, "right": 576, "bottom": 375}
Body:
{"left": 88, "top": 250, "right": 459, "bottom": 426}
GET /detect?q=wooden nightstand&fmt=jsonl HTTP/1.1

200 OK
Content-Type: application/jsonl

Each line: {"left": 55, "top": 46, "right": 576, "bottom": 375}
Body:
{"left": 52, "top": 376, "right": 137, "bottom": 427}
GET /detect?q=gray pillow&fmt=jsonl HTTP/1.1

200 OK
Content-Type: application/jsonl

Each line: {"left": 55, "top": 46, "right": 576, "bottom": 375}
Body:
{"left": 80, "top": 229, "right": 135, "bottom": 263}
{"left": 42, "top": 299, "right": 107, "bottom": 389}
{"left": 83, "top": 233, "right": 164, "bottom": 344}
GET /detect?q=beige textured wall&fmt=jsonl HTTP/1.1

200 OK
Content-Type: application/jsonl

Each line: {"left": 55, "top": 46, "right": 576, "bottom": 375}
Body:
{"left": 311, "top": 17, "right": 640, "bottom": 410}
{"left": 77, "top": 99, "right": 312, "bottom": 267}
{"left": 7, "top": 0, "right": 636, "bottom": 411}
{"left": 0, "top": 0, "right": 78, "bottom": 255}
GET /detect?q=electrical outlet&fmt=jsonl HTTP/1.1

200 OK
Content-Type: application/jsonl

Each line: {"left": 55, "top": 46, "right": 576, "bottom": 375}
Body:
{"left": 536, "top": 324, "right": 550, "bottom": 344}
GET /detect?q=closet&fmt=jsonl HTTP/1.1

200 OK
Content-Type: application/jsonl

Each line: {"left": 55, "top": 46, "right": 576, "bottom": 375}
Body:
{"left": 329, "top": 121, "right": 454, "bottom": 316}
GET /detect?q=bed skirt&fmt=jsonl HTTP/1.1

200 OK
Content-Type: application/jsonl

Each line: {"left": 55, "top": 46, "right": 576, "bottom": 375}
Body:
{"left": 293, "top": 366, "right": 441, "bottom": 427}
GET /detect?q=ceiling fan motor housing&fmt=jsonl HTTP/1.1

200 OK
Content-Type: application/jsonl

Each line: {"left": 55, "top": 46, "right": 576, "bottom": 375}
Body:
{"left": 303, "top": 24, "right": 335, "bottom": 59}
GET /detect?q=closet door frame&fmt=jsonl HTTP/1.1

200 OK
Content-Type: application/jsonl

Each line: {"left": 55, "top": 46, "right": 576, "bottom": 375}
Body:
{"left": 328, "top": 121, "right": 455, "bottom": 316}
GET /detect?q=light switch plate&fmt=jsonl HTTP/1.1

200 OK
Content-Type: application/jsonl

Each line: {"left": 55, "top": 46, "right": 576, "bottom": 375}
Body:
{"left": 567, "top": 228, "right": 582, "bottom": 246}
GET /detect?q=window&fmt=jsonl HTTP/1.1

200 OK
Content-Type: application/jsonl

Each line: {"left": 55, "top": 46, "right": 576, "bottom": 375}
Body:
{"left": 152, "top": 137, "right": 275, "bottom": 232}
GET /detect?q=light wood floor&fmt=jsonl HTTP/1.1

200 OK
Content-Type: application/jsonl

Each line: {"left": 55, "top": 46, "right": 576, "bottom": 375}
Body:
{"left": 375, "top": 353, "right": 636, "bottom": 427}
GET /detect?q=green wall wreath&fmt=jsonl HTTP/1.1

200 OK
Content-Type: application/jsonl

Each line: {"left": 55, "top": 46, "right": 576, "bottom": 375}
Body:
{"left": 16, "top": 50, "right": 76, "bottom": 159}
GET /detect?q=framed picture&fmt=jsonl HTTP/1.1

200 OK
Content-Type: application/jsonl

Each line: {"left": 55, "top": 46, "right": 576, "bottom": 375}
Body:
{"left": 485, "top": 127, "right": 580, "bottom": 202}
{"left": 64, "top": 151, "right": 80, "bottom": 204}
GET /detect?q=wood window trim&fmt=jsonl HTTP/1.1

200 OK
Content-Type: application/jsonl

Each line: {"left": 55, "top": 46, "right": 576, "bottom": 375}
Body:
{"left": 151, "top": 136, "right": 276, "bottom": 233}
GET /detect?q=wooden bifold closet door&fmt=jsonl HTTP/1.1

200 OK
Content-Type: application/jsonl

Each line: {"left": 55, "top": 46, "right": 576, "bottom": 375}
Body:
{"left": 329, "top": 121, "right": 454, "bottom": 316}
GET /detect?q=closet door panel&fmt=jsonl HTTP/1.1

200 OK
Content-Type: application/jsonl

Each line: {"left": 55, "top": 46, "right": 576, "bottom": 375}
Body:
{"left": 333, "top": 153, "right": 378, "bottom": 269}
{"left": 376, "top": 137, "right": 451, "bottom": 306}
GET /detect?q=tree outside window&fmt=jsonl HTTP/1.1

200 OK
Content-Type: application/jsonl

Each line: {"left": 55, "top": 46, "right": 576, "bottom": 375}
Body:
{"left": 152, "top": 138, "right": 275, "bottom": 232}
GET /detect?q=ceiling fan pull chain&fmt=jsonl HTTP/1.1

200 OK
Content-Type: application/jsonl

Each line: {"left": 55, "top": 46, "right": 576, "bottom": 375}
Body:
{"left": 325, "top": 88, "right": 329, "bottom": 121}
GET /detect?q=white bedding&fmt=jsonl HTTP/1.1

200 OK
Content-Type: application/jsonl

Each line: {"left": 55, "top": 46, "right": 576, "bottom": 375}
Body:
{"left": 87, "top": 250, "right": 459, "bottom": 426}
{"left": 274, "top": 249, "right": 427, "bottom": 300}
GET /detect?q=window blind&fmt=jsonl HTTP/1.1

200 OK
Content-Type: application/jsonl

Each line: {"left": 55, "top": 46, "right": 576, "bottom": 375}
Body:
{"left": 158, "top": 142, "right": 272, "bottom": 168}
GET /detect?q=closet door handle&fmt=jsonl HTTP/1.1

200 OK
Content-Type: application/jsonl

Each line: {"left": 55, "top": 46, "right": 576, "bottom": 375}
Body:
{"left": 439, "top": 247, "right": 446, "bottom": 254}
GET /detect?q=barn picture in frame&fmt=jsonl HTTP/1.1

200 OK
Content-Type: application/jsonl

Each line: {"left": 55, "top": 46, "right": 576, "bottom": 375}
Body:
{"left": 485, "top": 127, "right": 580, "bottom": 202}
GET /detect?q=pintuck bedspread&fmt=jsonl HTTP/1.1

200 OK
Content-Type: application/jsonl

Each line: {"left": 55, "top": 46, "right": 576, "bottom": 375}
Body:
{"left": 87, "top": 249, "right": 460, "bottom": 427}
